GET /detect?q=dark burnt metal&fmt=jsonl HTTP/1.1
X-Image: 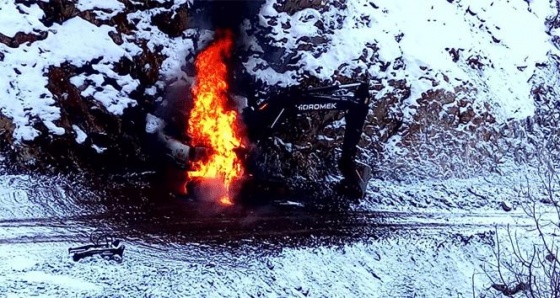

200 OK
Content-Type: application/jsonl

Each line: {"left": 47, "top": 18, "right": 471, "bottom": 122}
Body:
{"left": 69, "top": 232, "right": 125, "bottom": 262}
{"left": 156, "top": 79, "right": 377, "bottom": 201}
{"left": 242, "top": 81, "right": 376, "bottom": 199}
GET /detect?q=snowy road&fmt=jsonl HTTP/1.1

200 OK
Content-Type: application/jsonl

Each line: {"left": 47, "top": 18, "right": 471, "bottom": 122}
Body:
{"left": 0, "top": 206, "right": 532, "bottom": 245}
{"left": 0, "top": 172, "right": 534, "bottom": 297}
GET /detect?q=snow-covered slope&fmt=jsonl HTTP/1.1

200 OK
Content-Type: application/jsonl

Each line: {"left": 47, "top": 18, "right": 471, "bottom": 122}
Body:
{"left": 244, "top": 0, "right": 560, "bottom": 181}
{"left": 0, "top": 0, "right": 559, "bottom": 174}
{"left": 0, "top": 0, "right": 554, "bottom": 175}
{"left": 248, "top": 0, "right": 553, "bottom": 121}
{"left": 245, "top": 0, "right": 552, "bottom": 179}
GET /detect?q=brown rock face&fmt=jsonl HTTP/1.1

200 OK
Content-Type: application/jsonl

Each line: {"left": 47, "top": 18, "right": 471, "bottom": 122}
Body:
{"left": 36, "top": 0, "right": 79, "bottom": 26}
{"left": 0, "top": 0, "right": 194, "bottom": 173}
{"left": 0, "top": 31, "right": 48, "bottom": 48}
{"left": 0, "top": 114, "right": 14, "bottom": 154}
{"left": 275, "top": 0, "right": 324, "bottom": 15}
{"left": 152, "top": 7, "right": 189, "bottom": 38}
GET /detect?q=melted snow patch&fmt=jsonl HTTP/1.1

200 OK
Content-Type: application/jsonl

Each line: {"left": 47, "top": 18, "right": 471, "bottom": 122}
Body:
{"left": 91, "top": 144, "right": 107, "bottom": 153}
{"left": 76, "top": 72, "right": 139, "bottom": 115}
{"left": 44, "top": 120, "right": 65, "bottom": 136}
{"left": 125, "top": 9, "right": 195, "bottom": 83}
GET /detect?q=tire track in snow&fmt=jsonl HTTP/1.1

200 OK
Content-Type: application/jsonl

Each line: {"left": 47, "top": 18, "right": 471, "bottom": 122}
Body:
{"left": 0, "top": 208, "right": 532, "bottom": 245}
{"left": 0, "top": 173, "right": 537, "bottom": 248}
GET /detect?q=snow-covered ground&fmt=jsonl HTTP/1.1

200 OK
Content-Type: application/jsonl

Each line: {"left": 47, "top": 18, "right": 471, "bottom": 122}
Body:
{"left": 0, "top": 233, "right": 496, "bottom": 297}
{"left": 361, "top": 163, "right": 539, "bottom": 212}
{"left": 0, "top": 167, "right": 550, "bottom": 297}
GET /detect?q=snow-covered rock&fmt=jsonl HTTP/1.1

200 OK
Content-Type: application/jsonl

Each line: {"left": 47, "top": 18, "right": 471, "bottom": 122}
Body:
{"left": 0, "top": 0, "right": 558, "bottom": 178}
{"left": 243, "top": 0, "right": 560, "bottom": 180}
{"left": 0, "top": 0, "right": 197, "bottom": 170}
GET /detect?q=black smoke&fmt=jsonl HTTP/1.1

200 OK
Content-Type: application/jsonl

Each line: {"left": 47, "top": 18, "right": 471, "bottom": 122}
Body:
{"left": 190, "top": 0, "right": 265, "bottom": 34}
{"left": 189, "top": 0, "right": 267, "bottom": 101}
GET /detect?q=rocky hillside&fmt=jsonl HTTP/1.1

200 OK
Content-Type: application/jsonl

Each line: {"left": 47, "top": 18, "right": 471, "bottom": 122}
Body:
{"left": 0, "top": 0, "right": 559, "bottom": 179}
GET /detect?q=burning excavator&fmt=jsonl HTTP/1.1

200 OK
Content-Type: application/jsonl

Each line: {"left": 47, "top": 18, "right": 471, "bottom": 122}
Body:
{"left": 184, "top": 30, "right": 243, "bottom": 206}
{"left": 155, "top": 30, "right": 374, "bottom": 207}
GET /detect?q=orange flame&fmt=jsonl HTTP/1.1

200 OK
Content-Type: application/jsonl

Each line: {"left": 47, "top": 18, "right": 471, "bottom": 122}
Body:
{"left": 187, "top": 30, "right": 244, "bottom": 205}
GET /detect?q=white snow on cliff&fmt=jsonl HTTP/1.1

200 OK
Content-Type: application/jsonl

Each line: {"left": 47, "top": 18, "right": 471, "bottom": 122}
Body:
{"left": 0, "top": 0, "right": 556, "bottom": 141}
{"left": 247, "top": 0, "right": 556, "bottom": 122}
{"left": 76, "top": 0, "right": 125, "bottom": 12}
{"left": 0, "top": 1, "right": 46, "bottom": 37}
{"left": 0, "top": 15, "right": 138, "bottom": 141}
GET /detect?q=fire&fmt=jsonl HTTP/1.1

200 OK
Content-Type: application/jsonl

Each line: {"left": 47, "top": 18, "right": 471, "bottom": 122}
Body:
{"left": 187, "top": 29, "right": 244, "bottom": 205}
